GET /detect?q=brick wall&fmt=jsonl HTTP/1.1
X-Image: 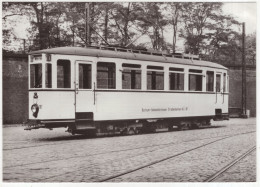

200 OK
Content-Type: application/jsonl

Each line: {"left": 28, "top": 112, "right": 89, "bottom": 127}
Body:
{"left": 229, "top": 69, "right": 256, "bottom": 117}
{"left": 3, "top": 55, "right": 28, "bottom": 124}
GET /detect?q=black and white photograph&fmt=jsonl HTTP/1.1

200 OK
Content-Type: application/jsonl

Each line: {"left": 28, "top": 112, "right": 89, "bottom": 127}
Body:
{"left": 1, "top": 0, "right": 258, "bottom": 185}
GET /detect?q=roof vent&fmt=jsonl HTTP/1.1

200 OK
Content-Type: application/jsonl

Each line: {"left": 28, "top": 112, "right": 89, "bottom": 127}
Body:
{"left": 173, "top": 53, "right": 200, "bottom": 60}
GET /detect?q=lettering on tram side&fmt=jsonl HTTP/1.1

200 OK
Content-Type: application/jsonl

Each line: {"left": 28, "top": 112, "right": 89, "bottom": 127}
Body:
{"left": 142, "top": 107, "right": 188, "bottom": 112}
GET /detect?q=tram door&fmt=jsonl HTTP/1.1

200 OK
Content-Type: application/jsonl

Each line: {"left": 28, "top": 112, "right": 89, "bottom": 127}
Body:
{"left": 75, "top": 61, "right": 94, "bottom": 123}
{"left": 215, "top": 73, "right": 223, "bottom": 106}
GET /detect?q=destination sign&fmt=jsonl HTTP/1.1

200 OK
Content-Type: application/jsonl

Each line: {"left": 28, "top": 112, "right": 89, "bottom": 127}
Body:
{"left": 142, "top": 107, "right": 188, "bottom": 112}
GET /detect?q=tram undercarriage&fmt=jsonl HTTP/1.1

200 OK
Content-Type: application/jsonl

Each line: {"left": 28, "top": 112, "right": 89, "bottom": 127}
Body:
{"left": 24, "top": 115, "right": 228, "bottom": 136}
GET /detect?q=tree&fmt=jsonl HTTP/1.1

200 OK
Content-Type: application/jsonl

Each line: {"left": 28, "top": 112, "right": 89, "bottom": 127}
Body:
{"left": 28, "top": 2, "right": 52, "bottom": 49}
{"left": 245, "top": 32, "right": 256, "bottom": 65}
{"left": 3, "top": 2, "right": 86, "bottom": 49}
{"left": 108, "top": 2, "right": 141, "bottom": 46}
{"left": 180, "top": 2, "right": 239, "bottom": 55}
{"left": 205, "top": 31, "right": 241, "bottom": 64}
{"left": 2, "top": 1, "right": 246, "bottom": 58}
{"left": 2, "top": 2, "right": 31, "bottom": 51}
{"left": 164, "top": 2, "right": 183, "bottom": 53}
{"left": 135, "top": 2, "right": 168, "bottom": 50}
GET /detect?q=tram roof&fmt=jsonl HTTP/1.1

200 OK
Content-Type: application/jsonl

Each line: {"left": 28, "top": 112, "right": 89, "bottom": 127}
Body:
{"left": 29, "top": 47, "right": 227, "bottom": 70}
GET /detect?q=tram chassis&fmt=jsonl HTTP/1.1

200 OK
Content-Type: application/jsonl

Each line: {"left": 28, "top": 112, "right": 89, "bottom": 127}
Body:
{"left": 24, "top": 114, "right": 229, "bottom": 135}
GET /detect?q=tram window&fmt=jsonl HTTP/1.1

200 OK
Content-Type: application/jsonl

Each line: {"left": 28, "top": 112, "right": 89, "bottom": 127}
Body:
{"left": 30, "top": 64, "right": 42, "bottom": 88}
{"left": 169, "top": 67, "right": 184, "bottom": 72}
{"left": 45, "top": 64, "right": 52, "bottom": 88}
{"left": 169, "top": 73, "right": 184, "bottom": 90}
{"left": 57, "top": 60, "right": 71, "bottom": 88}
{"left": 216, "top": 74, "right": 221, "bottom": 92}
{"left": 189, "top": 69, "right": 202, "bottom": 73}
{"left": 147, "top": 71, "right": 164, "bottom": 90}
{"left": 226, "top": 75, "right": 229, "bottom": 92}
{"left": 122, "top": 63, "right": 141, "bottom": 68}
{"left": 223, "top": 73, "right": 226, "bottom": 92}
{"left": 147, "top": 65, "right": 164, "bottom": 70}
{"left": 189, "top": 74, "right": 202, "bottom": 91}
{"left": 79, "top": 64, "right": 91, "bottom": 89}
{"left": 206, "top": 71, "right": 214, "bottom": 91}
{"left": 97, "top": 62, "right": 115, "bottom": 89}
{"left": 122, "top": 69, "right": 141, "bottom": 89}
{"left": 122, "top": 63, "right": 141, "bottom": 89}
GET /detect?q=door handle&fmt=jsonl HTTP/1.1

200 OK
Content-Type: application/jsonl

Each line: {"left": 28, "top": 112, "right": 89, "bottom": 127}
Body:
{"left": 76, "top": 83, "right": 79, "bottom": 94}
{"left": 215, "top": 87, "right": 217, "bottom": 104}
{"left": 93, "top": 82, "right": 96, "bottom": 105}
{"left": 222, "top": 88, "right": 225, "bottom": 104}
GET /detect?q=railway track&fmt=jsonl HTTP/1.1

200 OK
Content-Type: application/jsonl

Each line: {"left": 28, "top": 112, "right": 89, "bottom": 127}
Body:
{"left": 3, "top": 133, "right": 99, "bottom": 151}
{"left": 4, "top": 130, "right": 255, "bottom": 169}
{"left": 3, "top": 127, "right": 204, "bottom": 151}
{"left": 98, "top": 132, "right": 255, "bottom": 182}
{"left": 3, "top": 123, "right": 229, "bottom": 151}
{"left": 204, "top": 146, "right": 256, "bottom": 182}
{"left": 1, "top": 125, "right": 250, "bottom": 151}
{"left": 33, "top": 130, "right": 255, "bottom": 182}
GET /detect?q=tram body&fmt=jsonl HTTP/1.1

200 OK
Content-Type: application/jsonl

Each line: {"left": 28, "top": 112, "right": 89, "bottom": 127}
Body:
{"left": 26, "top": 47, "right": 229, "bottom": 135}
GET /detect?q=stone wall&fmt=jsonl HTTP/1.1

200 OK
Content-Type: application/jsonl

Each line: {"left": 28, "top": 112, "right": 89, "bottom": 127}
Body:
{"left": 228, "top": 68, "right": 256, "bottom": 117}
{"left": 2, "top": 55, "right": 28, "bottom": 124}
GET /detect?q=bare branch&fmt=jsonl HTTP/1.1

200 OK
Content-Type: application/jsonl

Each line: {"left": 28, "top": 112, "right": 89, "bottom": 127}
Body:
{"left": 2, "top": 14, "right": 23, "bottom": 20}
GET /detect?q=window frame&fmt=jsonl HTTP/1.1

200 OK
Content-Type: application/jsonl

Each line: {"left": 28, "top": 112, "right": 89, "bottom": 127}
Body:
{"left": 57, "top": 59, "right": 71, "bottom": 89}
{"left": 122, "top": 63, "right": 142, "bottom": 90}
{"left": 206, "top": 71, "right": 214, "bottom": 92}
{"left": 226, "top": 74, "right": 229, "bottom": 93}
{"left": 30, "top": 63, "right": 43, "bottom": 89}
{"left": 223, "top": 73, "right": 227, "bottom": 93}
{"left": 45, "top": 63, "right": 52, "bottom": 88}
{"left": 188, "top": 69, "right": 203, "bottom": 92}
{"left": 216, "top": 73, "right": 222, "bottom": 93}
{"left": 147, "top": 66, "right": 164, "bottom": 90}
{"left": 169, "top": 67, "right": 185, "bottom": 91}
{"left": 96, "top": 62, "right": 116, "bottom": 89}
{"left": 78, "top": 63, "right": 92, "bottom": 90}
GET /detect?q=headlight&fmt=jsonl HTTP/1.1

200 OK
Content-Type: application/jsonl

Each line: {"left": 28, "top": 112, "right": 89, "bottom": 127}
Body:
{"left": 31, "top": 104, "right": 39, "bottom": 118}
{"left": 31, "top": 105, "right": 37, "bottom": 113}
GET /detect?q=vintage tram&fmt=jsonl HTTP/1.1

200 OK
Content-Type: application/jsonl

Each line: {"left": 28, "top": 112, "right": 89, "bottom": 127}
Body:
{"left": 25, "top": 46, "right": 229, "bottom": 135}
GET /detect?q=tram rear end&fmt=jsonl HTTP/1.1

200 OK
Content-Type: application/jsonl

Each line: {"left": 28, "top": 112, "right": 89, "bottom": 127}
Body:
{"left": 25, "top": 53, "right": 76, "bottom": 131}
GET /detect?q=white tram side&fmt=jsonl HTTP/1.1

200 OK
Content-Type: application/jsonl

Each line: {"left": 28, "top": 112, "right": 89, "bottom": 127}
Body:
{"left": 25, "top": 46, "right": 229, "bottom": 135}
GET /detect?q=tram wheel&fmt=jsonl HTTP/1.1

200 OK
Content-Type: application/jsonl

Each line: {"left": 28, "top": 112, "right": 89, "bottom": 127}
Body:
{"left": 121, "top": 128, "right": 135, "bottom": 135}
{"left": 127, "top": 128, "right": 135, "bottom": 135}
{"left": 178, "top": 124, "right": 185, "bottom": 131}
{"left": 134, "top": 128, "right": 140, "bottom": 134}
